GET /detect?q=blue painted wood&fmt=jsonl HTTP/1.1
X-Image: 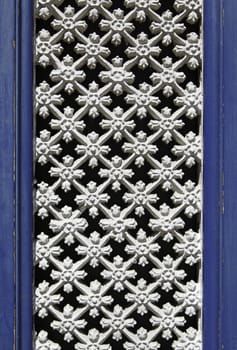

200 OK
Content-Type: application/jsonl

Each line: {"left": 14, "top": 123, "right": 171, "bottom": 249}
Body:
{"left": 222, "top": 0, "right": 237, "bottom": 349}
{"left": 0, "top": 0, "right": 16, "bottom": 349}
{"left": 203, "top": 1, "right": 222, "bottom": 350}
{"left": 15, "top": 0, "right": 34, "bottom": 349}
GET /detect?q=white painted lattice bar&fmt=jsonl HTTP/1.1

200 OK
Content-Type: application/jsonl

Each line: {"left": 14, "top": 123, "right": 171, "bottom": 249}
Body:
{"left": 34, "top": 1, "right": 202, "bottom": 349}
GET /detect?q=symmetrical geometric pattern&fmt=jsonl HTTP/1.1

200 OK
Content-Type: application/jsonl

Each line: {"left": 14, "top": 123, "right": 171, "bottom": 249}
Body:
{"left": 34, "top": 1, "right": 202, "bottom": 349}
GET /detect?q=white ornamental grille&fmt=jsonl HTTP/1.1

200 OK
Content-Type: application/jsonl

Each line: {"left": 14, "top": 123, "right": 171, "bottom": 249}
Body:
{"left": 34, "top": 1, "right": 202, "bottom": 349}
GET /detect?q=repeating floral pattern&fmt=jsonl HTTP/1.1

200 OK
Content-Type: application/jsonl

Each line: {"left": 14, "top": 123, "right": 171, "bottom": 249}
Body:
{"left": 34, "top": 0, "right": 202, "bottom": 349}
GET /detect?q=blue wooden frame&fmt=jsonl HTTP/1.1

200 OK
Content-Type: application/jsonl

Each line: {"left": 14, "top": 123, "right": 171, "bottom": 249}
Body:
{"left": 0, "top": 0, "right": 33, "bottom": 349}
{"left": 221, "top": 1, "right": 237, "bottom": 349}
{"left": 0, "top": 1, "right": 16, "bottom": 349}
{"left": 15, "top": 0, "right": 33, "bottom": 349}
{"left": 0, "top": 0, "right": 235, "bottom": 349}
{"left": 203, "top": 0, "right": 222, "bottom": 349}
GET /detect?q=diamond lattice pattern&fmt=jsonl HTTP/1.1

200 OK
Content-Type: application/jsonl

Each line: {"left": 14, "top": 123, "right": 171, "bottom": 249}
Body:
{"left": 34, "top": 1, "right": 202, "bottom": 349}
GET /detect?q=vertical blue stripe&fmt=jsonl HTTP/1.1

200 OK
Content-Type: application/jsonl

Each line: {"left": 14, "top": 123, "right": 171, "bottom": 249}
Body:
{"left": 222, "top": 0, "right": 237, "bottom": 348}
{"left": 16, "top": 0, "right": 33, "bottom": 349}
{"left": 203, "top": 1, "right": 222, "bottom": 350}
{"left": 0, "top": 0, "right": 15, "bottom": 349}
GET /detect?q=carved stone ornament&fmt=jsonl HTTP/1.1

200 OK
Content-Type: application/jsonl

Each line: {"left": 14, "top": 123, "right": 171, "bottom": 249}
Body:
{"left": 34, "top": 0, "right": 202, "bottom": 349}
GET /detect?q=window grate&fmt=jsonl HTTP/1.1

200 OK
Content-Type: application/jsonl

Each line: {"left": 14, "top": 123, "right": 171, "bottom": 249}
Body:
{"left": 34, "top": 1, "right": 202, "bottom": 349}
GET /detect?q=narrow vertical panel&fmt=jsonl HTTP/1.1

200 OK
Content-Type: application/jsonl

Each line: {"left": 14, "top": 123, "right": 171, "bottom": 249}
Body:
{"left": 16, "top": 0, "right": 33, "bottom": 349}
{"left": 222, "top": 0, "right": 237, "bottom": 348}
{"left": 203, "top": 1, "right": 222, "bottom": 350}
{"left": 0, "top": 0, "right": 15, "bottom": 349}
{"left": 34, "top": 1, "right": 203, "bottom": 350}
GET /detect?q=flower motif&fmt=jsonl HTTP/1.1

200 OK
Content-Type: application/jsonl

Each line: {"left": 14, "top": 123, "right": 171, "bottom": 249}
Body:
{"left": 100, "top": 107, "right": 135, "bottom": 141}
{"left": 125, "top": 83, "right": 160, "bottom": 118}
{"left": 149, "top": 156, "right": 184, "bottom": 191}
{"left": 77, "top": 81, "right": 112, "bottom": 118}
{"left": 49, "top": 206, "right": 88, "bottom": 245}
{"left": 174, "top": 82, "right": 202, "bottom": 119}
{"left": 174, "top": 281, "right": 201, "bottom": 316}
{"left": 36, "top": 129, "right": 62, "bottom": 165}
{"left": 125, "top": 279, "right": 160, "bottom": 315}
{"left": 36, "top": 29, "right": 63, "bottom": 67}
{"left": 150, "top": 10, "right": 185, "bottom": 46}
{"left": 35, "top": 281, "right": 63, "bottom": 318}
{"left": 36, "top": 330, "right": 61, "bottom": 350}
{"left": 149, "top": 203, "right": 185, "bottom": 242}
{"left": 36, "top": 232, "right": 62, "bottom": 270}
{"left": 75, "top": 33, "right": 110, "bottom": 69}
{"left": 172, "top": 132, "right": 201, "bottom": 167}
{"left": 101, "top": 255, "right": 136, "bottom": 292}
{"left": 77, "top": 280, "right": 113, "bottom": 318}
{"left": 100, "top": 9, "right": 134, "bottom": 46}
{"left": 51, "top": 6, "right": 87, "bottom": 43}
{"left": 75, "top": 231, "right": 112, "bottom": 268}
{"left": 149, "top": 107, "right": 184, "bottom": 143}
{"left": 50, "top": 106, "right": 85, "bottom": 143}
{"left": 150, "top": 57, "right": 186, "bottom": 97}
{"left": 125, "top": 33, "right": 161, "bottom": 69}
{"left": 50, "top": 257, "right": 86, "bottom": 293}
{"left": 174, "top": 229, "right": 201, "bottom": 265}
{"left": 150, "top": 303, "right": 186, "bottom": 340}
{"left": 99, "top": 156, "right": 134, "bottom": 191}
{"left": 125, "top": 229, "right": 160, "bottom": 266}
{"left": 75, "top": 181, "right": 110, "bottom": 218}
{"left": 50, "top": 55, "right": 86, "bottom": 94}
{"left": 123, "top": 131, "right": 158, "bottom": 167}
{"left": 101, "top": 305, "right": 136, "bottom": 341}
{"left": 99, "top": 57, "right": 135, "bottom": 95}
{"left": 172, "top": 180, "right": 201, "bottom": 218}
{"left": 150, "top": 255, "right": 186, "bottom": 292}
{"left": 100, "top": 205, "right": 137, "bottom": 242}
{"left": 35, "top": 81, "right": 63, "bottom": 118}
{"left": 51, "top": 304, "right": 87, "bottom": 343}
{"left": 75, "top": 132, "right": 110, "bottom": 168}
{"left": 174, "top": 32, "right": 201, "bottom": 70}
{"left": 123, "top": 181, "right": 158, "bottom": 216}
{"left": 49, "top": 155, "right": 85, "bottom": 192}
{"left": 36, "top": 182, "right": 60, "bottom": 219}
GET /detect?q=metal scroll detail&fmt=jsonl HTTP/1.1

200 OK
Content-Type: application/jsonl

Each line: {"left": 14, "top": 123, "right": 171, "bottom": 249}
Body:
{"left": 34, "top": 1, "right": 202, "bottom": 349}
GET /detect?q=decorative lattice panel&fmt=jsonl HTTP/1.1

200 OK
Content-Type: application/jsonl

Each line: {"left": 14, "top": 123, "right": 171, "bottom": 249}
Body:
{"left": 34, "top": 1, "right": 202, "bottom": 349}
